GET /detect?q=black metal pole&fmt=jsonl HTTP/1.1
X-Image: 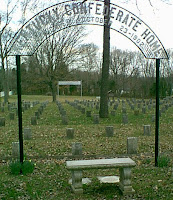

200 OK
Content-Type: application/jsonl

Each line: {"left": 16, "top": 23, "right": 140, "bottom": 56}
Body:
{"left": 155, "top": 58, "right": 160, "bottom": 167}
{"left": 16, "top": 55, "right": 23, "bottom": 164}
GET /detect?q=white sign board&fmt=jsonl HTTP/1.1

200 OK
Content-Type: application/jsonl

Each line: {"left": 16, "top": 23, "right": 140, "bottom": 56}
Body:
{"left": 58, "top": 81, "right": 81, "bottom": 86}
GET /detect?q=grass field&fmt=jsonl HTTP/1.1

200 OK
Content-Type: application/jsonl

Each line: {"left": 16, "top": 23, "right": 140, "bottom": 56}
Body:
{"left": 0, "top": 95, "right": 173, "bottom": 200}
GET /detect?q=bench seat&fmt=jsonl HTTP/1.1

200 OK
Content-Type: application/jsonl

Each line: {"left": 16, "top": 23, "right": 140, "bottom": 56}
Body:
{"left": 66, "top": 158, "right": 136, "bottom": 195}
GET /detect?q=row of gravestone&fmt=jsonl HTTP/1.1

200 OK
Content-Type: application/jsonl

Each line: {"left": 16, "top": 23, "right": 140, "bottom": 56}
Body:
{"left": 30, "top": 102, "right": 49, "bottom": 125}
{"left": 73, "top": 96, "right": 173, "bottom": 114}
{"left": 66, "top": 125, "right": 151, "bottom": 139}
{"left": 0, "top": 101, "right": 48, "bottom": 126}
{"left": 66, "top": 97, "right": 173, "bottom": 124}
{"left": 65, "top": 100, "right": 91, "bottom": 116}
{"left": 65, "top": 100, "right": 133, "bottom": 125}
{"left": 0, "top": 101, "right": 41, "bottom": 127}
{"left": 0, "top": 101, "right": 40, "bottom": 113}
{"left": 57, "top": 101, "right": 69, "bottom": 125}
{"left": 70, "top": 139, "right": 138, "bottom": 155}
{"left": 65, "top": 100, "right": 100, "bottom": 124}
{"left": 11, "top": 101, "right": 49, "bottom": 157}
{"left": 67, "top": 126, "right": 152, "bottom": 155}
{"left": 124, "top": 97, "right": 173, "bottom": 114}
{"left": 127, "top": 97, "right": 173, "bottom": 121}
{"left": 11, "top": 125, "right": 152, "bottom": 158}
{"left": 69, "top": 138, "right": 138, "bottom": 155}
{"left": 65, "top": 124, "right": 152, "bottom": 155}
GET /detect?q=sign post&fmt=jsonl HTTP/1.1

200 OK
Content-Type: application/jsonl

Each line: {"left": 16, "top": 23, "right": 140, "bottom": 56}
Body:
{"left": 16, "top": 55, "right": 24, "bottom": 164}
{"left": 155, "top": 59, "right": 160, "bottom": 166}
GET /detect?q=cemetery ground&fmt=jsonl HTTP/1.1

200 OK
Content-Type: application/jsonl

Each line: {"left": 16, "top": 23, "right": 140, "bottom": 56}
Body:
{"left": 0, "top": 95, "right": 173, "bottom": 200}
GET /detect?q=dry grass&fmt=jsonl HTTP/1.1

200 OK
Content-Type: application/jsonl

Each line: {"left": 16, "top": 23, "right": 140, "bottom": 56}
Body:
{"left": 0, "top": 95, "right": 173, "bottom": 199}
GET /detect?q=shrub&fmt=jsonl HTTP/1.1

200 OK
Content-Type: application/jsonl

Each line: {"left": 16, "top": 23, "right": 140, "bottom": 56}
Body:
{"left": 9, "top": 161, "right": 22, "bottom": 175}
{"left": 9, "top": 160, "right": 35, "bottom": 175}
{"left": 158, "top": 155, "right": 170, "bottom": 167}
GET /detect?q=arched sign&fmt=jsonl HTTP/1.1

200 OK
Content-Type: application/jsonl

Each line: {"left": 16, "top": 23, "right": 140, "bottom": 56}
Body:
{"left": 9, "top": 0, "right": 168, "bottom": 59}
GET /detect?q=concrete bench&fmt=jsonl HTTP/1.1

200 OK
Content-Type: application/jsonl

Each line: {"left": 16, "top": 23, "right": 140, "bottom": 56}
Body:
{"left": 66, "top": 158, "right": 136, "bottom": 195}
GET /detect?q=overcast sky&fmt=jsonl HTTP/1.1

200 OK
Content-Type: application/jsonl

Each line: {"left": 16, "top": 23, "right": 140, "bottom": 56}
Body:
{"left": 1, "top": 0, "right": 173, "bottom": 53}
{"left": 84, "top": 0, "right": 173, "bottom": 52}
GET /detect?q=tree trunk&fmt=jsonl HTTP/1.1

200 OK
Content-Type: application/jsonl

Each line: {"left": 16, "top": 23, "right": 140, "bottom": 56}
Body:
{"left": 4, "top": 72, "right": 9, "bottom": 104}
{"left": 52, "top": 80, "right": 57, "bottom": 102}
{"left": 1, "top": 58, "right": 9, "bottom": 104}
{"left": 99, "top": 0, "right": 110, "bottom": 118}
{"left": 4, "top": 57, "right": 9, "bottom": 103}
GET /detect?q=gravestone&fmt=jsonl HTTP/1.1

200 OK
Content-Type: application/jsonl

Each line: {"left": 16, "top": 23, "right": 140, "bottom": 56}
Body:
{"left": 143, "top": 125, "right": 151, "bottom": 136}
{"left": 86, "top": 110, "right": 91, "bottom": 117}
{"left": 122, "top": 114, "right": 128, "bottom": 124}
{"left": 151, "top": 114, "right": 155, "bottom": 123}
{"left": 12, "top": 107, "right": 18, "bottom": 115}
{"left": 113, "top": 104, "right": 118, "bottom": 110}
{"left": 81, "top": 108, "right": 85, "bottom": 114}
{"left": 60, "top": 110, "right": 66, "bottom": 116}
{"left": 134, "top": 109, "right": 139, "bottom": 116}
{"left": 66, "top": 128, "right": 74, "bottom": 139}
{"left": 131, "top": 105, "right": 135, "bottom": 110}
{"left": 72, "top": 142, "right": 82, "bottom": 156}
{"left": 77, "top": 105, "right": 81, "bottom": 110}
{"left": 31, "top": 116, "right": 37, "bottom": 125}
{"left": 159, "top": 110, "right": 162, "bottom": 117}
{"left": 38, "top": 107, "right": 43, "bottom": 115}
{"left": 161, "top": 107, "right": 165, "bottom": 113}
{"left": 24, "top": 127, "right": 32, "bottom": 140}
{"left": 35, "top": 111, "right": 40, "bottom": 119}
{"left": 142, "top": 107, "right": 146, "bottom": 114}
{"left": 105, "top": 126, "right": 114, "bottom": 137}
{"left": 93, "top": 114, "right": 99, "bottom": 124}
{"left": 148, "top": 104, "right": 152, "bottom": 110}
{"left": 0, "top": 117, "right": 5, "bottom": 126}
{"left": 122, "top": 107, "right": 126, "bottom": 114}
{"left": 110, "top": 110, "right": 115, "bottom": 116}
{"left": 24, "top": 103, "right": 28, "bottom": 110}
{"left": 12, "top": 142, "right": 19, "bottom": 158}
{"left": 8, "top": 104, "right": 12, "bottom": 111}
{"left": 96, "top": 105, "right": 99, "bottom": 110}
{"left": 1, "top": 106, "right": 5, "bottom": 112}
{"left": 127, "top": 137, "right": 138, "bottom": 154}
{"left": 62, "top": 115, "right": 68, "bottom": 125}
{"left": 165, "top": 104, "right": 168, "bottom": 110}
{"left": 9, "top": 112, "right": 15, "bottom": 120}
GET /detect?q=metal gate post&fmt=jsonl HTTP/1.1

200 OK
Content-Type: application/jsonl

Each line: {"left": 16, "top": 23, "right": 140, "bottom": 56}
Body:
{"left": 16, "top": 55, "right": 24, "bottom": 164}
{"left": 155, "top": 58, "right": 160, "bottom": 167}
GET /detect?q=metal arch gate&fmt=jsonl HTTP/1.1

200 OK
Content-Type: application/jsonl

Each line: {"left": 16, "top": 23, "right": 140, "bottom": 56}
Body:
{"left": 9, "top": 0, "right": 168, "bottom": 166}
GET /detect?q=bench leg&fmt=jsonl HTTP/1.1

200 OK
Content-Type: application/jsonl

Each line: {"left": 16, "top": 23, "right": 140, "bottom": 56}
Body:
{"left": 119, "top": 167, "right": 135, "bottom": 195}
{"left": 71, "top": 170, "right": 83, "bottom": 194}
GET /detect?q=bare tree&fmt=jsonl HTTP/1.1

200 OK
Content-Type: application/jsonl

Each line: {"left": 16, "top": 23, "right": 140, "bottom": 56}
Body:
{"left": 77, "top": 43, "right": 99, "bottom": 94}
{"left": 0, "top": 0, "right": 39, "bottom": 103}
{"left": 78, "top": 43, "right": 99, "bottom": 71}
{"left": 0, "top": 0, "right": 17, "bottom": 103}
{"left": 28, "top": 26, "right": 86, "bottom": 102}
